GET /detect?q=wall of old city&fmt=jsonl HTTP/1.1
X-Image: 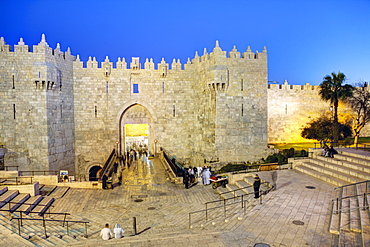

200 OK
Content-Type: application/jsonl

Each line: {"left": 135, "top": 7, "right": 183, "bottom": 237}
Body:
{"left": 267, "top": 81, "right": 370, "bottom": 144}
{"left": 72, "top": 43, "right": 270, "bottom": 176}
{"left": 1, "top": 35, "right": 368, "bottom": 178}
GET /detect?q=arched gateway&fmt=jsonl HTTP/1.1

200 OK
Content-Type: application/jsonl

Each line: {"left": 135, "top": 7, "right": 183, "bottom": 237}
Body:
{"left": 118, "top": 104, "right": 155, "bottom": 158}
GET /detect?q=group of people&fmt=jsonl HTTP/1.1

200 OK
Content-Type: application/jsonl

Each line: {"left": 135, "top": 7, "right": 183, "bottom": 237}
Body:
{"left": 183, "top": 166, "right": 212, "bottom": 189}
{"left": 100, "top": 223, "right": 125, "bottom": 240}
{"left": 322, "top": 145, "right": 337, "bottom": 158}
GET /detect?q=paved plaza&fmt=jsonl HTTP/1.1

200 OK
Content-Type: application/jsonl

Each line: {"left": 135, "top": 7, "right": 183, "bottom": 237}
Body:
{"left": 1, "top": 157, "right": 337, "bottom": 246}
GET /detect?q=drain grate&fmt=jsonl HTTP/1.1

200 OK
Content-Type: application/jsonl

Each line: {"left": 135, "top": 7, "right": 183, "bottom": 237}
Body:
{"left": 134, "top": 199, "right": 143, "bottom": 202}
{"left": 148, "top": 207, "right": 156, "bottom": 210}
{"left": 305, "top": 186, "right": 316, "bottom": 189}
{"left": 292, "top": 220, "right": 304, "bottom": 225}
{"left": 254, "top": 244, "right": 270, "bottom": 247}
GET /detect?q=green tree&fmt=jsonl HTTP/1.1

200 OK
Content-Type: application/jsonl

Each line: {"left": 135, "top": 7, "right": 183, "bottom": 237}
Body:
{"left": 319, "top": 72, "right": 353, "bottom": 144}
{"left": 301, "top": 116, "right": 352, "bottom": 145}
{"left": 346, "top": 82, "right": 370, "bottom": 145}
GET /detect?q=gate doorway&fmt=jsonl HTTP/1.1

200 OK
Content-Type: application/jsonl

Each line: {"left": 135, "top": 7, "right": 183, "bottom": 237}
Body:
{"left": 125, "top": 123, "right": 149, "bottom": 156}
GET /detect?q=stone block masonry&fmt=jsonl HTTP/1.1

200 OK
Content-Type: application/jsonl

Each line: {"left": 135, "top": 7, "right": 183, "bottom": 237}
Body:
{"left": 1, "top": 34, "right": 366, "bottom": 178}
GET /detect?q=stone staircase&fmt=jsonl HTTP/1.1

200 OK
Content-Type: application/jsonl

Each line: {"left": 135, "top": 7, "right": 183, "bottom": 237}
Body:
{"left": 293, "top": 148, "right": 370, "bottom": 187}
{"left": 187, "top": 174, "right": 273, "bottom": 230}
{"left": 292, "top": 148, "right": 370, "bottom": 246}
{"left": 0, "top": 185, "right": 93, "bottom": 246}
{"left": 328, "top": 181, "right": 370, "bottom": 247}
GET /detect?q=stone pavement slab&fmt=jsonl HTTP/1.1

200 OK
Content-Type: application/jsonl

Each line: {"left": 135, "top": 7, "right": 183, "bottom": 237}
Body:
{"left": 1, "top": 158, "right": 339, "bottom": 246}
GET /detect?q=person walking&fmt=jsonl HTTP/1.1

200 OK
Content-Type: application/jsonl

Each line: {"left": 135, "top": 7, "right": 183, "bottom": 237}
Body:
{"left": 113, "top": 223, "right": 125, "bottom": 239}
{"left": 202, "top": 167, "right": 211, "bottom": 185}
{"left": 253, "top": 174, "right": 261, "bottom": 198}
{"left": 271, "top": 170, "right": 277, "bottom": 190}
{"left": 100, "top": 223, "right": 113, "bottom": 240}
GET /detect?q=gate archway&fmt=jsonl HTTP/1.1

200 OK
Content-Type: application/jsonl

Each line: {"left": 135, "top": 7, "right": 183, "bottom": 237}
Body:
{"left": 118, "top": 104, "right": 155, "bottom": 157}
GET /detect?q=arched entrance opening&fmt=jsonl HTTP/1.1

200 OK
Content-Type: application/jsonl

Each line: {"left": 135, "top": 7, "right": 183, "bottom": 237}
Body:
{"left": 118, "top": 104, "right": 154, "bottom": 158}
{"left": 125, "top": 123, "right": 149, "bottom": 156}
{"left": 89, "top": 165, "right": 102, "bottom": 181}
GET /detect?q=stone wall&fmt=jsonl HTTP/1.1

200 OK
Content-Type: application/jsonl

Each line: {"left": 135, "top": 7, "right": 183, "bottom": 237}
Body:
{"left": 267, "top": 81, "right": 370, "bottom": 143}
{"left": 1, "top": 34, "right": 368, "bottom": 179}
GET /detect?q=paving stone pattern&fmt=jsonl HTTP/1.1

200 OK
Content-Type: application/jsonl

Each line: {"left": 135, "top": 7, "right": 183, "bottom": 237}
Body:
{"left": 0, "top": 158, "right": 339, "bottom": 246}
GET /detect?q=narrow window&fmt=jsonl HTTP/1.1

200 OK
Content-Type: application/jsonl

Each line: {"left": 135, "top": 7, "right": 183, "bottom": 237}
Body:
{"left": 241, "top": 104, "right": 244, "bottom": 116}
{"left": 13, "top": 104, "right": 16, "bottom": 119}
{"left": 95, "top": 106, "right": 97, "bottom": 117}
{"left": 47, "top": 81, "right": 50, "bottom": 90}
{"left": 133, "top": 84, "right": 139, "bottom": 93}
{"left": 285, "top": 104, "right": 288, "bottom": 114}
{"left": 59, "top": 77, "right": 62, "bottom": 91}
{"left": 106, "top": 81, "right": 109, "bottom": 93}
{"left": 12, "top": 75, "right": 15, "bottom": 89}
{"left": 241, "top": 79, "right": 243, "bottom": 91}
{"left": 38, "top": 72, "right": 41, "bottom": 78}
{"left": 173, "top": 105, "right": 176, "bottom": 117}
{"left": 162, "top": 82, "right": 165, "bottom": 93}
{"left": 60, "top": 104, "right": 63, "bottom": 118}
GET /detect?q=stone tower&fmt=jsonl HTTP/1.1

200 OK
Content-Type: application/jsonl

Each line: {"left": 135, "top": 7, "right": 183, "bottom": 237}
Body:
{"left": 0, "top": 35, "right": 75, "bottom": 173}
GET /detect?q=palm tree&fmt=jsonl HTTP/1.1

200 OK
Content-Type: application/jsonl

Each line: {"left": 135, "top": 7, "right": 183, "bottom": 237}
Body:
{"left": 319, "top": 72, "right": 353, "bottom": 144}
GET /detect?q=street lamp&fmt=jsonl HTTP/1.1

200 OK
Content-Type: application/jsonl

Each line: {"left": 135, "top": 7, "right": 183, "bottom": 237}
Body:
{"left": 154, "top": 139, "right": 158, "bottom": 156}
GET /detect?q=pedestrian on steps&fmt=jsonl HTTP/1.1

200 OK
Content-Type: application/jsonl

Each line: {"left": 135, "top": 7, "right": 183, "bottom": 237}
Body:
{"left": 253, "top": 174, "right": 261, "bottom": 198}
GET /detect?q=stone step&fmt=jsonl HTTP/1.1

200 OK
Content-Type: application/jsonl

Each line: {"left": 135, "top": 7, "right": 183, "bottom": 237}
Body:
{"left": 40, "top": 185, "right": 57, "bottom": 196}
{"left": 9, "top": 193, "right": 31, "bottom": 212}
{"left": 295, "top": 165, "right": 349, "bottom": 187}
{"left": 338, "top": 229, "right": 362, "bottom": 247}
{"left": 17, "top": 195, "right": 44, "bottom": 214}
{"left": 311, "top": 157, "right": 370, "bottom": 180}
{"left": 235, "top": 180, "right": 254, "bottom": 193}
{"left": 298, "top": 162, "right": 363, "bottom": 185}
{"left": 32, "top": 196, "right": 55, "bottom": 216}
{"left": 349, "top": 186, "right": 361, "bottom": 233}
{"left": 315, "top": 155, "right": 370, "bottom": 174}
{"left": 49, "top": 186, "right": 70, "bottom": 198}
{"left": 0, "top": 189, "right": 19, "bottom": 208}
{"left": 329, "top": 200, "right": 341, "bottom": 235}
{"left": 335, "top": 153, "right": 370, "bottom": 166}
{"left": 29, "top": 234, "right": 57, "bottom": 246}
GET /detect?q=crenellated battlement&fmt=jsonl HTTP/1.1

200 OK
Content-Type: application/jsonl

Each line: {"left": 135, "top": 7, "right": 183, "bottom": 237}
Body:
{"left": 268, "top": 80, "right": 320, "bottom": 91}
{"left": 72, "top": 40, "right": 266, "bottom": 71}
{"left": 0, "top": 34, "right": 74, "bottom": 61}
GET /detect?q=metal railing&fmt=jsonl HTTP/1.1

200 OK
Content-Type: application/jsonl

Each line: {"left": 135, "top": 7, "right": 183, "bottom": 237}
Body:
{"left": 332, "top": 180, "right": 370, "bottom": 214}
{"left": 12, "top": 212, "right": 89, "bottom": 239}
{"left": 162, "top": 149, "right": 185, "bottom": 177}
{"left": 3, "top": 166, "right": 19, "bottom": 171}
{"left": 99, "top": 149, "right": 116, "bottom": 180}
{"left": 19, "top": 170, "right": 58, "bottom": 176}
{"left": 188, "top": 185, "right": 274, "bottom": 228}
{"left": 0, "top": 176, "right": 34, "bottom": 185}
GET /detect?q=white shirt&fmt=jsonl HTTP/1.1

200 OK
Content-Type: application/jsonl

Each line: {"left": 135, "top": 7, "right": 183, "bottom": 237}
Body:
{"left": 100, "top": 227, "right": 113, "bottom": 240}
{"left": 114, "top": 227, "right": 125, "bottom": 239}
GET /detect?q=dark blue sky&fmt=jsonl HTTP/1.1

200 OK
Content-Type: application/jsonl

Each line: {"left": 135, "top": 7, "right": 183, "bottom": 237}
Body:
{"left": 1, "top": 0, "right": 369, "bottom": 85}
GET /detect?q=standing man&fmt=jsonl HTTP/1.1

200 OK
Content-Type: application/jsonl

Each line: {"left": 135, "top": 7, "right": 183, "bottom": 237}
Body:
{"left": 102, "top": 174, "right": 108, "bottom": 189}
{"left": 253, "top": 174, "right": 261, "bottom": 198}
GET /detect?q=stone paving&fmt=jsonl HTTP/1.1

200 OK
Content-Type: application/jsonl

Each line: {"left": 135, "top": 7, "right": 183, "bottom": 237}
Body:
{"left": 0, "top": 157, "right": 338, "bottom": 246}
